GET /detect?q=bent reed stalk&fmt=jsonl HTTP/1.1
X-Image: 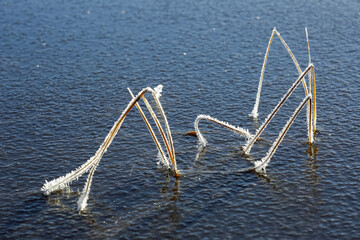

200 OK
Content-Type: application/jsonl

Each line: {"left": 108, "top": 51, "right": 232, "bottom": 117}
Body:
{"left": 250, "top": 27, "right": 309, "bottom": 118}
{"left": 194, "top": 114, "right": 254, "bottom": 147}
{"left": 42, "top": 86, "right": 179, "bottom": 211}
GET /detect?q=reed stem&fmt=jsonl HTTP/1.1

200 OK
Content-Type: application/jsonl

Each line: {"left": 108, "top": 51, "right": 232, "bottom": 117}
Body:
{"left": 148, "top": 90, "right": 178, "bottom": 176}
{"left": 140, "top": 94, "right": 176, "bottom": 171}
{"left": 311, "top": 67, "right": 317, "bottom": 131}
{"left": 194, "top": 114, "right": 253, "bottom": 147}
{"left": 250, "top": 29, "right": 276, "bottom": 118}
{"left": 77, "top": 164, "right": 98, "bottom": 211}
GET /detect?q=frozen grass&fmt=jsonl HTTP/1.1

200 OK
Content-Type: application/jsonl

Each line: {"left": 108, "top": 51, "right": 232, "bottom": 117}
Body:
{"left": 42, "top": 29, "right": 317, "bottom": 212}
{"left": 194, "top": 28, "right": 316, "bottom": 172}
{"left": 42, "top": 86, "right": 179, "bottom": 211}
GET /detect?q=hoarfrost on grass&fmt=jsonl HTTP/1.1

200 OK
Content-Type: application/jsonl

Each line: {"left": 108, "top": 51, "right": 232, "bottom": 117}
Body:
{"left": 42, "top": 29, "right": 317, "bottom": 212}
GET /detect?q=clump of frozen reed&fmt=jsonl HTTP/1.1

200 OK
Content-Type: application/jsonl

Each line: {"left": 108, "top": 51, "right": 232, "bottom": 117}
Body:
{"left": 246, "top": 29, "right": 317, "bottom": 170}
{"left": 194, "top": 28, "right": 317, "bottom": 173}
{"left": 42, "top": 85, "right": 179, "bottom": 211}
{"left": 43, "top": 28, "right": 318, "bottom": 212}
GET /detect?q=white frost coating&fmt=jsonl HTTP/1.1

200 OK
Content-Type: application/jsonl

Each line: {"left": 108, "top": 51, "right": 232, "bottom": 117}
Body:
{"left": 154, "top": 84, "right": 163, "bottom": 99}
{"left": 41, "top": 155, "right": 98, "bottom": 195}
{"left": 253, "top": 95, "right": 310, "bottom": 172}
{"left": 158, "top": 152, "right": 170, "bottom": 168}
{"left": 77, "top": 164, "right": 99, "bottom": 211}
{"left": 194, "top": 114, "right": 253, "bottom": 147}
{"left": 155, "top": 149, "right": 170, "bottom": 168}
{"left": 156, "top": 151, "right": 169, "bottom": 167}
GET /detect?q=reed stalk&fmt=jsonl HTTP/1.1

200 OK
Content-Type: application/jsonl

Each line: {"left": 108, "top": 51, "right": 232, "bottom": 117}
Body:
{"left": 77, "top": 164, "right": 98, "bottom": 211}
{"left": 250, "top": 29, "right": 276, "bottom": 118}
{"left": 148, "top": 89, "right": 177, "bottom": 174}
{"left": 311, "top": 66, "right": 317, "bottom": 131}
{"left": 305, "top": 28, "right": 312, "bottom": 94}
{"left": 194, "top": 114, "right": 253, "bottom": 147}
{"left": 305, "top": 28, "right": 317, "bottom": 133}
{"left": 250, "top": 28, "right": 309, "bottom": 119}
{"left": 139, "top": 93, "right": 177, "bottom": 172}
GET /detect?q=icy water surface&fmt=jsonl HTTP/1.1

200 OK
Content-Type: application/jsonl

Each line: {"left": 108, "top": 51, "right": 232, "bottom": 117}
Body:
{"left": 1, "top": 0, "right": 359, "bottom": 239}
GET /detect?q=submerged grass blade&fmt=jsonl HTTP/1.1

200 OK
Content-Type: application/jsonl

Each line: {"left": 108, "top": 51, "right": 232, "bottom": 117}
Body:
{"left": 194, "top": 114, "right": 253, "bottom": 147}
{"left": 254, "top": 95, "right": 311, "bottom": 172}
{"left": 244, "top": 64, "right": 314, "bottom": 154}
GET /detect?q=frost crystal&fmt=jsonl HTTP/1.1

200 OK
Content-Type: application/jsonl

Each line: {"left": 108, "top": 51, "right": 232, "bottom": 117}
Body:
{"left": 154, "top": 84, "right": 163, "bottom": 99}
